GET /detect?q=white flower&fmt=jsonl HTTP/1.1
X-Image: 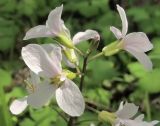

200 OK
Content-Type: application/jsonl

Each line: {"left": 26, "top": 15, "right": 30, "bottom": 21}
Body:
{"left": 10, "top": 71, "right": 49, "bottom": 115}
{"left": 21, "top": 44, "right": 85, "bottom": 117}
{"left": 23, "top": 5, "right": 100, "bottom": 68}
{"left": 115, "top": 102, "right": 159, "bottom": 126}
{"left": 23, "top": 4, "right": 100, "bottom": 47}
{"left": 110, "top": 5, "right": 153, "bottom": 70}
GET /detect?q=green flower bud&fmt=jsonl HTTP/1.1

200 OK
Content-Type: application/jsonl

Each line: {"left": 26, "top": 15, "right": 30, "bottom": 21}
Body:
{"left": 63, "top": 48, "right": 78, "bottom": 64}
{"left": 55, "top": 34, "right": 74, "bottom": 48}
{"left": 98, "top": 111, "right": 117, "bottom": 124}
{"left": 63, "top": 69, "right": 77, "bottom": 80}
{"left": 102, "top": 41, "right": 123, "bottom": 56}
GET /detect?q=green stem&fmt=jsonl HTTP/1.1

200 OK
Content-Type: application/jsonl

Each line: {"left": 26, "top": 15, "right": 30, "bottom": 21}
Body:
{"left": 52, "top": 107, "right": 68, "bottom": 122}
{"left": 67, "top": 117, "right": 76, "bottom": 126}
{"left": 88, "top": 52, "right": 103, "bottom": 62}
{"left": 79, "top": 56, "right": 88, "bottom": 91}
{"left": 86, "top": 105, "right": 99, "bottom": 114}
{"left": 145, "top": 92, "right": 151, "bottom": 121}
{"left": 74, "top": 47, "right": 84, "bottom": 56}
{"left": 76, "top": 119, "right": 98, "bottom": 125}
{"left": 67, "top": 52, "right": 90, "bottom": 126}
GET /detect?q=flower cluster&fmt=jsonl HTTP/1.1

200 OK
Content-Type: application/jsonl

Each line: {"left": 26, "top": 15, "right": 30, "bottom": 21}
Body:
{"left": 10, "top": 4, "right": 99, "bottom": 117}
{"left": 10, "top": 4, "right": 159, "bottom": 126}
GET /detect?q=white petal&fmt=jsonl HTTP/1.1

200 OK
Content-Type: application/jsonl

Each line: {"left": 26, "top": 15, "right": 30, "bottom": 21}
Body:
{"left": 56, "top": 79, "right": 85, "bottom": 117}
{"left": 22, "top": 44, "right": 61, "bottom": 78}
{"left": 41, "top": 44, "right": 62, "bottom": 69}
{"left": 61, "top": 23, "right": 71, "bottom": 39}
{"left": 116, "top": 102, "right": 139, "bottom": 119}
{"left": 10, "top": 97, "right": 28, "bottom": 115}
{"left": 27, "top": 83, "right": 56, "bottom": 108}
{"left": 46, "top": 5, "right": 63, "bottom": 35}
{"left": 117, "top": 5, "right": 128, "bottom": 37}
{"left": 23, "top": 25, "right": 53, "bottom": 40}
{"left": 123, "top": 120, "right": 142, "bottom": 126}
{"left": 62, "top": 54, "right": 76, "bottom": 68}
{"left": 151, "top": 121, "right": 159, "bottom": 125}
{"left": 124, "top": 32, "right": 153, "bottom": 52}
{"left": 126, "top": 48, "right": 153, "bottom": 70}
{"left": 117, "top": 101, "right": 124, "bottom": 112}
{"left": 134, "top": 114, "right": 144, "bottom": 121}
{"left": 110, "top": 26, "right": 122, "bottom": 39}
{"left": 28, "top": 70, "right": 40, "bottom": 85}
{"left": 72, "top": 29, "right": 100, "bottom": 45}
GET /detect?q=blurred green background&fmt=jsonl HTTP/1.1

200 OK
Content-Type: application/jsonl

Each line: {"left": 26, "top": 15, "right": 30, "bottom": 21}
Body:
{"left": 0, "top": 0, "right": 160, "bottom": 126}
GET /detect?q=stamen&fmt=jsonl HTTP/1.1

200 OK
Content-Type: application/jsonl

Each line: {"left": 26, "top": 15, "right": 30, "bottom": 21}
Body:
{"left": 24, "top": 80, "right": 36, "bottom": 93}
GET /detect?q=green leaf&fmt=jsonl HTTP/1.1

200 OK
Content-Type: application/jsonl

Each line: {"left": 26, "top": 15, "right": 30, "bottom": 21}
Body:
{"left": 17, "top": 0, "right": 37, "bottom": 16}
{"left": 0, "top": 69, "right": 12, "bottom": 86}
{"left": 86, "top": 88, "right": 111, "bottom": 105}
{"left": 0, "top": 18, "right": 19, "bottom": 51}
{"left": 128, "top": 62, "right": 160, "bottom": 93}
{"left": 78, "top": 111, "right": 98, "bottom": 126}
{"left": 87, "top": 59, "right": 118, "bottom": 86}
{"left": 0, "top": 0, "right": 16, "bottom": 13}
{"left": 6, "top": 87, "right": 25, "bottom": 103}
{"left": 150, "top": 38, "right": 160, "bottom": 68}
{"left": 0, "top": 69, "right": 12, "bottom": 126}
{"left": 138, "top": 69, "right": 160, "bottom": 93}
{"left": 128, "top": 7, "right": 149, "bottom": 22}
{"left": 29, "top": 106, "right": 58, "bottom": 126}
{"left": 127, "top": 62, "right": 147, "bottom": 78}
{"left": 19, "top": 118, "right": 35, "bottom": 126}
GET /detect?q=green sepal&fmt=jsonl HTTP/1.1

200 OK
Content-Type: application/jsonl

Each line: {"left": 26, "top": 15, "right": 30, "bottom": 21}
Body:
{"left": 55, "top": 34, "right": 74, "bottom": 48}
{"left": 102, "top": 41, "right": 123, "bottom": 56}
{"left": 98, "top": 111, "right": 117, "bottom": 124}
{"left": 63, "top": 69, "right": 77, "bottom": 80}
{"left": 63, "top": 48, "right": 78, "bottom": 64}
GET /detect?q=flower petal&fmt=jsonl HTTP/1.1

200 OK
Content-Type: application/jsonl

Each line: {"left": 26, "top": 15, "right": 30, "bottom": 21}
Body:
{"left": 126, "top": 48, "right": 153, "bottom": 70}
{"left": 62, "top": 54, "right": 76, "bottom": 68}
{"left": 22, "top": 44, "right": 61, "bottom": 78}
{"left": 116, "top": 101, "right": 124, "bottom": 113}
{"left": 150, "top": 121, "right": 159, "bottom": 125}
{"left": 116, "top": 102, "right": 139, "bottom": 119}
{"left": 28, "top": 70, "right": 40, "bottom": 85}
{"left": 46, "top": 5, "right": 63, "bottom": 35}
{"left": 41, "top": 44, "right": 62, "bottom": 69}
{"left": 134, "top": 114, "right": 144, "bottom": 121}
{"left": 27, "top": 83, "right": 56, "bottom": 108}
{"left": 123, "top": 32, "right": 153, "bottom": 52}
{"left": 23, "top": 25, "right": 53, "bottom": 40}
{"left": 110, "top": 26, "right": 122, "bottom": 39}
{"left": 56, "top": 79, "right": 85, "bottom": 117}
{"left": 122, "top": 120, "right": 142, "bottom": 126}
{"left": 117, "top": 5, "right": 128, "bottom": 37}
{"left": 10, "top": 97, "right": 28, "bottom": 115}
{"left": 61, "top": 23, "right": 71, "bottom": 39}
{"left": 72, "top": 29, "right": 100, "bottom": 45}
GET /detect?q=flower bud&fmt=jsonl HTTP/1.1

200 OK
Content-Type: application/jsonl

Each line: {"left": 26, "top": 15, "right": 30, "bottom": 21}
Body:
{"left": 102, "top": 41, "right": 123, "bottom": 56}
{"left": 98, "top": 111, "right": 117, "bottom": 124}
{"left": 63, "top": 48, "right": 78, "bottom": 64}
